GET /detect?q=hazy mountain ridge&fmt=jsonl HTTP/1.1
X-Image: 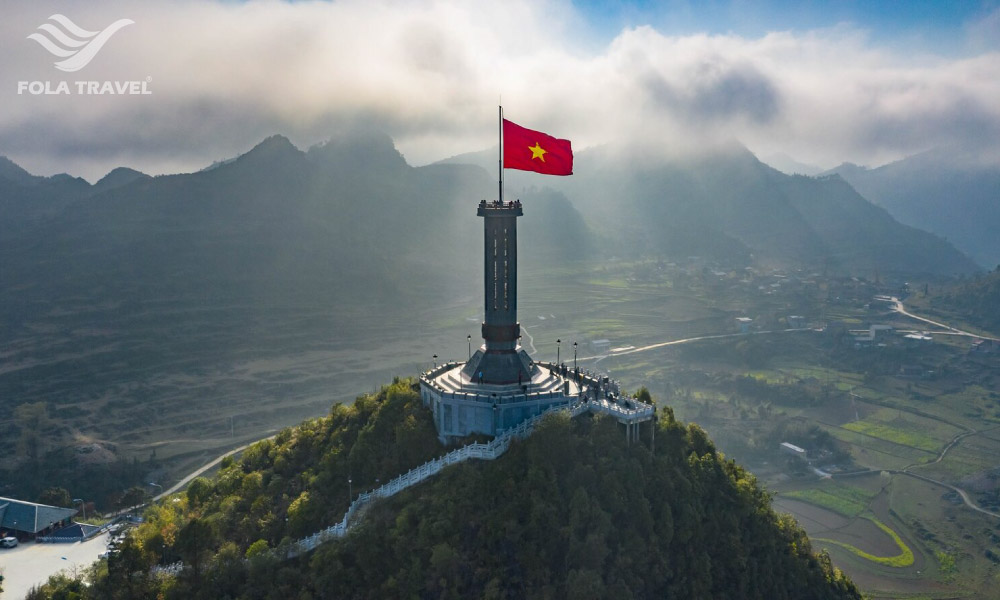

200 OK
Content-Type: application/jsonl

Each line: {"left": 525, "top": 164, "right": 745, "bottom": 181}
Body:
{"left": 1, "top": 132, "right": 594, "bottom": 308}
{"left": 441, "top": 142, "right": 977, "bottom": 275}
{"left": 826, "top": 147, "right": 1000, "bottom": 269}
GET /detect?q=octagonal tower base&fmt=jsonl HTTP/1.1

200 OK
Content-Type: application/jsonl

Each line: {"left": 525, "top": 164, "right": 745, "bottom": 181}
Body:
{"left": 420, "top": 356, "right": 582, "bottom": 443}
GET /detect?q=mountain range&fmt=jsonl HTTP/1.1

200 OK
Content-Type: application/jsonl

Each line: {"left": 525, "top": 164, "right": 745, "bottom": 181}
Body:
{"left": 825, "top": 146, "right": 1000, "bottom": 270}
{"left": 1, "top": 132, "right": 591, "bottom": 314}
{"left": 0, "top": 135, "right": 983, "bottom": 377}
{"left": 443, "top": 141, "right": 978, "bottom": 275}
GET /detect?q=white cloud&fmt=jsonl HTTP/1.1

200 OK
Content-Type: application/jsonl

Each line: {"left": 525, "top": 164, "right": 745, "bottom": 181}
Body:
{"left": 0, "top": 0, "right": 998, "bottom": 180}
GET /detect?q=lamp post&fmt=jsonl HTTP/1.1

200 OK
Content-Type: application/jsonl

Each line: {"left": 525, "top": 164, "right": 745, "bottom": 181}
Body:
{"left": 433, "top": 354, "right": 438, "bottom": 368}
{"left": 573, "top": 341, "right": 578, "bottom": 370}
{"left": 61, "top": 556, "right": 78, "bottom": 576}
{"left": 73, "top": 498, "right": 86, "bottom": 521}
{"left": 556, "top": 339, "right": 561, "bottom": 365}
{"left": 467, "top": 334, "right": 472, "bottom": 360}
{"left": 348, "top": 478, "right": 353, "bottom": 503}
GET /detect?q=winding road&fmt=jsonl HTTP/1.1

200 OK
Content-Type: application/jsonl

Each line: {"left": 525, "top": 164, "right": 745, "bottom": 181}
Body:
{"left": 890, "top": 296, "right": 1000, "bottom": 341}
{"left": 895, "top": 426, "right": 1000, "bottom": 519}
{"left": 154, "top": 435, "right": 276, "bottom": 501}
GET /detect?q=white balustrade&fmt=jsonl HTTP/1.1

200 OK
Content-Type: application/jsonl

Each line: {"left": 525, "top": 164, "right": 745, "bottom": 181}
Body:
{"left": 287, "top": 393, "right": 653, "bottom": 557}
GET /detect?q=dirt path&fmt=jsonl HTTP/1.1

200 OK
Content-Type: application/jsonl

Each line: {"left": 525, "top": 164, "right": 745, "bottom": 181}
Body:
{"left": 519, "top": 324, "right": 540, "bottom": 355}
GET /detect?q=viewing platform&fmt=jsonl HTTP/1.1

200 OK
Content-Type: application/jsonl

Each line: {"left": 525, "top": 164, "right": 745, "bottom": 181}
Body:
{"left": 420, "top": 359, "right": 653, "bottom": 442}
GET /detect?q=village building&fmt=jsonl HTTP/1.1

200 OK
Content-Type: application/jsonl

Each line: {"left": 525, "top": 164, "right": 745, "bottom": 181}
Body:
{"left": 0, "top": 496, "right": 77, "bottom": 540}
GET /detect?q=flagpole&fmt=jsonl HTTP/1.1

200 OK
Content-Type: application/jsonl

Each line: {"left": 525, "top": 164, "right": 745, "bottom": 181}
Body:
{"left": 498, "top": 105, "right": 503, "bottom": 203}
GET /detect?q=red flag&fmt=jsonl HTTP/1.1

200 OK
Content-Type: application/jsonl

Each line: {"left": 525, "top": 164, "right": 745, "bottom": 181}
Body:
{"left": 502, "top": 119, "right": 573, "bottom": 176}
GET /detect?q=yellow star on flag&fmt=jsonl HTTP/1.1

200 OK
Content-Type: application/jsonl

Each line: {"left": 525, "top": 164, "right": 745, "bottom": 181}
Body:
{"left": 528, "top": 142, "right": 547, "bottom": 162}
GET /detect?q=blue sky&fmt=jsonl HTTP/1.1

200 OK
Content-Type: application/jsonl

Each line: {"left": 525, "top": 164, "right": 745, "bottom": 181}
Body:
{"left": 574, "top": 0, "right": 999, "bottom": 53}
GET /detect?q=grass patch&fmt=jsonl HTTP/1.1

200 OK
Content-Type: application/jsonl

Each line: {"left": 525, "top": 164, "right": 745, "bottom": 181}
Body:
{"left": 782, "top": 484, "right": 873, "bottom": 517}
{"left": 816, "top": 516, "right": 915, "bottom": 568}
{"left": 936, "top": 550, "right": 957, "bottom": 583}
{"left": 745, "top": 370, "right": 786, "bottom": 384}
{"left": 824, "top": 425, "right": 932, "bottom": 468}
{"left": 842, "top": 421, "right": 941, "bottom": 452}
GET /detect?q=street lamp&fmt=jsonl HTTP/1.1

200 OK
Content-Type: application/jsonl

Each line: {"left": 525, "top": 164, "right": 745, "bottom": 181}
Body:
{"left": 348, "top": 478, "right": 353, "bottom": 503}
{"left": 573, "top": 341, "right": 578, "bottom": 370}
{"left": 467, "top": 334, "right": 472, "bottom": 360}
{"left": 73, "top": 498, "right": 86, "bottom": 521}
{"left": 556, "top": 339, "right": 561, "bottom": 365}
{"left": 433, "top": 354, "right": 438, "bottom": 368}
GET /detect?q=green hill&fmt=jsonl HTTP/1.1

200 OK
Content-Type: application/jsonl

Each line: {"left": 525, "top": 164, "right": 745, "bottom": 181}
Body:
{"left": 30, "top": 380, "right": 859, "bottom": 600}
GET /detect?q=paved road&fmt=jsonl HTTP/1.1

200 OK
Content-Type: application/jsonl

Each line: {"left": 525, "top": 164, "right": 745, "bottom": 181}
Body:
{"left": 891, "top": 297, "right": 1000, "bottom": 341}
{"left": 155, "top": 436, "right": 275, "bottom": 501}
{"left": 902, "top": 470, "right": 1000, "bottom": 519}
{"left": 576, "top": 328, "right": 813, "bottom": 364}
{"left": 0, "top": 533, "right": 108, "bottom": 600}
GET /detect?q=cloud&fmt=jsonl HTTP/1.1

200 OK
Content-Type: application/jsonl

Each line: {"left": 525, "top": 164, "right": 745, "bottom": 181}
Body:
{"left": 0, "top": 0, "right": 998, "bottom": 180}
{"left": 632, "top": 38, "right": 782, "bottom": 128}
{"left": 966, "top": 6, "right": 1000, "bottom": 52}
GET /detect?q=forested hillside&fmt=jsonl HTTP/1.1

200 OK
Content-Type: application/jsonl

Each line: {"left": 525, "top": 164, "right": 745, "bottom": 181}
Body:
{"left": 925, "top": 267, "right": 1000, "bottom": 334}
{"left": 828, "top": 147, "right": 1000, "bottom": 268}
{"left": 30, "top": 380, "right": 859, "bottom": 600}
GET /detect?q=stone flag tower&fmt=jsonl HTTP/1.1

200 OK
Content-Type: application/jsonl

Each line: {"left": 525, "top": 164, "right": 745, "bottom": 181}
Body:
{"left": 461, "top": 199, "right": 537, "bottom": 385}
{"left": 419, "top": 114, "right": 581, "bottom": 441}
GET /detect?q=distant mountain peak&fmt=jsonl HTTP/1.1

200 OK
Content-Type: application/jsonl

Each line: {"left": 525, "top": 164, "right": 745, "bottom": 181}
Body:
{"left": 255, "top": 134, "right": 296, "bottom": 150}
{"left": 307, "top": 128, "right": 408, "bottom": 172}
{"left": 221, "top": 135, "right": 306, "bottom": 173}
{"left": 760, "top": 152, "right": 825, "bottom": 176}
{"left": 245, "top": 134, "right": 301, "bottom": 158}
{"left": 0, "top": 155, "right": 40, "bottom": 186}
{"left": 93, "top": 166, "right": 150, "bottom": 195}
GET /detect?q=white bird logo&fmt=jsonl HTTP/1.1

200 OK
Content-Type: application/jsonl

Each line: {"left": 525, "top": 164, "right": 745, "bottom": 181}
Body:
{"left": 27, "top": 14, "right": 134, "bottom": 73}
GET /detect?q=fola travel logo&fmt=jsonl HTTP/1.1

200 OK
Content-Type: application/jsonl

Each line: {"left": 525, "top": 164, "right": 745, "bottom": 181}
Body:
{"left": 28, "top": 14, "right": 134, "bottom": 73}
{"left": 18, "top": 14, "right": 152, "bottom": 96}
